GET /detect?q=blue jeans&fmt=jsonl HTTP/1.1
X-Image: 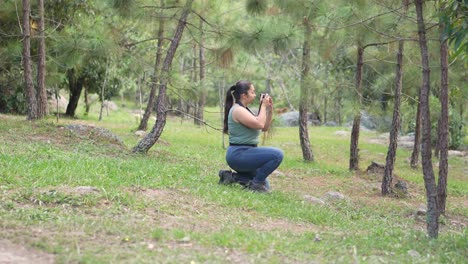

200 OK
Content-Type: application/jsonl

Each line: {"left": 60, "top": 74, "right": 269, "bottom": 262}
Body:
{"left": 226, "top": 146, "right": 284, "bottom": 185}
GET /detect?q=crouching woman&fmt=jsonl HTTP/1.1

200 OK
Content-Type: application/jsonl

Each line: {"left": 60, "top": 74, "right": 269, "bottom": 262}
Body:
{"left": 219, "top": 80, "right": 284, "bottom": 193}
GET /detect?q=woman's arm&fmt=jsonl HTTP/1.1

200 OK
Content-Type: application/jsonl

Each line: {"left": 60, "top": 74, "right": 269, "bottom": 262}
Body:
{"left": 233, "top": 96, "right": 271, "bottom": 129}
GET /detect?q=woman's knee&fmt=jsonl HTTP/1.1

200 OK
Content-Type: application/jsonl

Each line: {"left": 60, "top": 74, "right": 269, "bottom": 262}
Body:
{"left": 270, "top": 147, "right": 284, "bottom": 163}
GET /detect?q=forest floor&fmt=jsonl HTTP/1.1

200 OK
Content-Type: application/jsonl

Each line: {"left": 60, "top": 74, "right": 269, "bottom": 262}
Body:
{"left": 0, "top": 111, "right": 466, "bottom": 263}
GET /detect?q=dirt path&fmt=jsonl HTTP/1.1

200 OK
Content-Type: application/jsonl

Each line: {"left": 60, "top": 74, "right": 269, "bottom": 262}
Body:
{"left": 0, "top": 240, "right": 54, "bottom": 264}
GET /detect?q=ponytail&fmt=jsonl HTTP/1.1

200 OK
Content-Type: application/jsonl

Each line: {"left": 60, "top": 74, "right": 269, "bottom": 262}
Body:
{"left": 223, "top": 85, "right": 237, "bottom": 134}
{"left": 223, "top": 80, "right": 252, "bottom": 134}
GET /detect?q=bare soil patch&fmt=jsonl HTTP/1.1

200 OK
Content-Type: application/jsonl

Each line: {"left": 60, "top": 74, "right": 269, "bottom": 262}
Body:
{"left": 0, "top": 240, "right": 54, "bottom": 264}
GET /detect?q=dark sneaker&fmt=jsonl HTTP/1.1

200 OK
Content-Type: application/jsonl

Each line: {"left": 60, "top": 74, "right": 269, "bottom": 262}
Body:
{"left": 247, "top": 181, "right": 270, "bottom": 193}
{"left": 218, "top": 170, "right": 235, "bottom": 185}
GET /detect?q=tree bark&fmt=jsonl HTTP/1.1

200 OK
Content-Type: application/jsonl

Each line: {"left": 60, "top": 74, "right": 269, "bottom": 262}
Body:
{"left": 132, "top": 0, "right": 194, "bottom": 154}
{"left": 84, "top": 86, "right": 90, "bottom": 115}
{"left": 437, "top": 12, "right": 449, "bottom": 215}
{"left": 349, "top": 45, "right": 364, "bottom": 170}
{"left": 65, "top": 69, "right": 84, "bottom": 117}
{"left": 410, "top": 98, "right": 421, "bottom": 168}
{"left": 138, "top": 0, "right": 166, "bottom": 131}
{"left": 299, "top": 17, "right": 313, "bottom": 161}
{"left": 415, "top": 0, "right": 439, "bottom": 238}
{"left": 22, "top": 0, "right": 38, "bottom": 120}
{"left": 36, "top": 0, "right": 47, "bottom": 118}
{"left": 382, "top": 40, "right": 404, "bottom": 195}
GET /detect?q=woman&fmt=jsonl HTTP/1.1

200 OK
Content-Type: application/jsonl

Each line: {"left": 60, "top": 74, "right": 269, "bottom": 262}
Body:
{"left": 219, "top": 80, "right": 284, "bottom": 193}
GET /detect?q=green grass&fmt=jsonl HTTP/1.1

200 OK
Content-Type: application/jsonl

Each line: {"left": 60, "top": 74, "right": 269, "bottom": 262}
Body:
{"left": 0, "top": 105, "right": 466, "bottom": 263}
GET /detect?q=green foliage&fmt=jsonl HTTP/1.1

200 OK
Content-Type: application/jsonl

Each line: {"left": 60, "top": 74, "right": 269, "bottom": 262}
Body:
{"left": 440, "top": 0, "right": 468, "bottom": 59}
{"left": 246, "top": 0, "right": 269, "bottom": 15}
{"left": 449, "top": 109, "right": 465, "bottom": 149}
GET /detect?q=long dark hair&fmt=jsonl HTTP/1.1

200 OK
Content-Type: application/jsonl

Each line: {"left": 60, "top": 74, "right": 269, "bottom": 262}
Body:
{"left": 223, "top": 80, "right": 252, "bottom": 134}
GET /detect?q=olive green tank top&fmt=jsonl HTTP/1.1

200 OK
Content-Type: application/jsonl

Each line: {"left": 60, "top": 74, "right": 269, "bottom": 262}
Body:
{"left": 228, "top": 104, "right": 260, "bottom": 145}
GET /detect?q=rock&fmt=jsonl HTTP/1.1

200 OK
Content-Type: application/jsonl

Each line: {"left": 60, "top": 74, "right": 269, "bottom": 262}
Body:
{"left": 394, "top": 180, "right": 408, "bottom": 193}
{"left": 366, "top": 161, "right": 385, "bottom": 174}
{"left": 334, "top": 131, "right": 348, "bottom": 136}
{"left": 324, "top": 121, "right": 338, "bottom": 127}
{"left": 321, "top": 191, "right": 346, "bottom": 202}
{"left": 303, "top": 195, "right": 325, "bottom": 205}
{"left": 417, "top": 204, "right": 427, "bottom": 216}
{"left": 66, "top": 124, "right": 124, "bottom": 145}
{"left": 448, "top": 150, "right": 466, "bottom": 157}
{"left": 407, "top": 249, "right": 420, "bottom": 258}
{"left": 278, "top": 111, "right": 321, "bottom": 127}
{"left": 135, "top": 130, "right": 146, "bottom": 137}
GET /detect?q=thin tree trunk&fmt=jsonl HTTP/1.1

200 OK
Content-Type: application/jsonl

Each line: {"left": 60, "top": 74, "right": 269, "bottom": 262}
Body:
{"left": 84, "top": 86, "right": 90, "bottom": 115}
{"left": 138, "top": 6, "right": 165, "bottom": 131}
{"left": 132, "top": 0, "right": 194, "bottom": 154}
{"left": 36, "top": 0, "right": 47, "bottom": 118}
{"left": 276, "top": 79, "right": 295, "bottom": 111}
{"left": 415, "top": 0, "right": 439, "bottom": 238}
{"left": 410, "top": 98, "right": 421, "bottom": 168}
{"left": 299, "top": 17, "right": 313, "bottom": 161}
{"left": 99, "top": 60, "right": 110, "bottom": 121}
{"left": 349, "top": 45, "right": 364, "bottom": 170}
{"left": 195, "top": 19, "right": 206, "bottom": 126}
{"left": 437, "top": 12, "right": 449, "bottom": 215}
{"left": 22, "top": 0, "right": 37, "bottom": 120}
{"left": 382, "top": 40, "right": 404, "bottom": 195}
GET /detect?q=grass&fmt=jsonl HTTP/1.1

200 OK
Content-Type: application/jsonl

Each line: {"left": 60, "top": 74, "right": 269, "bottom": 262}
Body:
{"left": 0, "top": 104, "right": 467, "bottom": 263}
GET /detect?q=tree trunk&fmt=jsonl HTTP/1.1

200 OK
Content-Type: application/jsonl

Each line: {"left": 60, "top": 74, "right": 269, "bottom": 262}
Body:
{"left": 434, "top": 117, "right": 441, "bottom": 158}
{"left": 138, "top": 1, "right": 165, "bottom": 131}
{"left": 132, "top": 0, "right": 193, "bottom": 154}
{"left": 22, "top": 0, "right": 38, "bottom": 120}
{"left": 349, "top": 45, "right": 364, "bottom": 170}
{"left": 99, "top": 60, "right": 110, "bottom": 121}
{"left": 410, "top": 98, "right": 421, "bottom": 168}
{"left": 382, "top": 40, "right": 404, "bottom": 195}
{"left": 195, "top": 19, "right": 206, "bottom": 126}
{"left": 299, "top": 17, "right": 313, "bottom": 161}
{"left": 65, "top": 69, "right": 84, "bottom": 117}
{"left": 437, "top": 13, "right": 449, "bottom": 215}
{"left": 84, "top": 86, "right": 90, "bottom": 115}
{"left": 415, "top": 0, "right": 439, "bottom": 239}
{"left": 36, "top": 0, "right": 47, "bottom": 118}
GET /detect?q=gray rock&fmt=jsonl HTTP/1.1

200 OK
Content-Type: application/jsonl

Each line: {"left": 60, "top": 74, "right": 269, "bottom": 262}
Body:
{"left": 407, "top": 250, "right": 420, "bottom": 258}
{"left": 321, "top": 191, "right": 346, "bottom": 202}
{"left": 303, "top": 195, "right": 326, "bottom": 205}
{"left": 417, "top": 204, "right": 427, "bottom": 216}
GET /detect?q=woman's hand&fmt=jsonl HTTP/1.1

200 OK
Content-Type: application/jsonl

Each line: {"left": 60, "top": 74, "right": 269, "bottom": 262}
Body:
{"left": 262, "top": 94, "right": 273, "bottom": 108}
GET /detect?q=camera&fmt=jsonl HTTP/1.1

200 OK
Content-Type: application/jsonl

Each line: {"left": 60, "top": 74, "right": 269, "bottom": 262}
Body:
{"left": 260, "top": 93, "right": 268, "bottom": 100}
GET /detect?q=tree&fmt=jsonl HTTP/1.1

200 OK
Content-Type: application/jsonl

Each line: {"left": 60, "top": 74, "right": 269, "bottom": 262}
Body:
{"left": 299, "top": 16, "right": 314, "bottom": 161}
{"left": 382, "top": 39, "right": 404, "bottom": 195}
{"left": 382, "top": 0, "right": 409, "bottom": 195}
{"left": 133, "top": 0, "right": 194, "bottom": 154}
{"left": 349, "top": 45, "right": 364, "bottom": 170}
{"left": 194, "top": 18, "right": 207, "bottom": 126}
{"left": 138, "top": 0, "right": 166, "bottom": 131}
{"left": 36, "top": 0, "right": 47, "bottom": 118}
{"left": 415, "top": 0, "right": 439, "bottom": 238}
{"left": 22, "top": 0, "right": 38, "bottom": 120}
{"left": 437, "top": 0, "right": 450, "bottom": 215}
{"left": 253, "top": 0, "right": 321, "bottom": 161}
